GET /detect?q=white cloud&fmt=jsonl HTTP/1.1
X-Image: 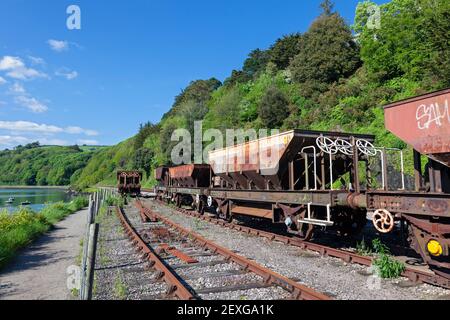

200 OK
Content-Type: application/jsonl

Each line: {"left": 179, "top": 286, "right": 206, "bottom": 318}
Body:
{"left": 0, "top": 56, "right": 23, "bottom": 70}
{"left": 77, "top": 139, "right": 99, "bottom": 145}
{"left": 47, "top": 39, "right": 69, "bottom": 52}
{"left": 14, "top": 96, "right": 48, "bottom": 113}
{"left": 28, "top": 56, "right": 45, "bottom": 65}
{"left": 0, "top": 135, "right": 30, "bottom": 146}
{"left": 39, "top": 138, "right": 69, "bottom": 146}
{"left": 66, "top": 126, "right": 98, "bottom": 136}
{"left": 0, "top": 56, "right": 48, "bottom": 80}
{"left": 0, "top": 121, "right": 61, "bottom": 133}
{"left": 0, "top": 76, "right": 6, "bottom": 85}
{"left": 55, "top": 68, "right": 78, "bottom": 80}
{"left": 9, "top": 82, "right": 26, "bottom": 94}
{"left": 0, "top": 121, "right": 98, "bottom": 136}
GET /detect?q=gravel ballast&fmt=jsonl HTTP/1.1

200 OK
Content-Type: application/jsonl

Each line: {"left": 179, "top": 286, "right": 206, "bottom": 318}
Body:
{"left": 145, "top": 200, "right": 450, "bottom": 300}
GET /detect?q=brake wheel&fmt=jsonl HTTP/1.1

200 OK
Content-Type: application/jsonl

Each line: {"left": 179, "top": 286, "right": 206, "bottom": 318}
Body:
{"left": 372, "top": 209, "right": 395, "bottom": 233}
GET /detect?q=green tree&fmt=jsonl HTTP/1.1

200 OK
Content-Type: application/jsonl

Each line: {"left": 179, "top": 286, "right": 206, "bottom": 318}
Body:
{"left": 320, "top": 0, "right": 334, "bottom": 16}
{"left": 289, "top": 3, "right": 361, "bottom": 88}
{"left": 133, "top": 148, "right": 154, "bottom": 176}
{"left": 134, "top": 122, "right": 157, "bottom": 150}
{"left": 204, "top": 86, "right": 243, "bottom": 131}
{"left": 269, "top": 33, "right": 302, "bottom": 70}
{"left": 242, "top": 49, "right": 270, "bottom": 79}
{"left": 163, "top": 78, "right": 221, "bottom": 120}
{"left": 259, "top": 85, "right": 289, "bottom": 128}
{"left": 354, "top": 0, "right": 450, "bottom": 87}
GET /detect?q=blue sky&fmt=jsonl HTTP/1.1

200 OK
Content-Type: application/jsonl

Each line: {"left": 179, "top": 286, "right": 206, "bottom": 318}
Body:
{"left": 0, "top": 0, "right": 385, "bottom": 149}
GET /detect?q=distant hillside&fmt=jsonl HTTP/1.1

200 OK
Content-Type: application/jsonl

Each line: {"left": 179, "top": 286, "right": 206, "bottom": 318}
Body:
{"left": 0, "top": 143, "right": 104, "bottom": 186}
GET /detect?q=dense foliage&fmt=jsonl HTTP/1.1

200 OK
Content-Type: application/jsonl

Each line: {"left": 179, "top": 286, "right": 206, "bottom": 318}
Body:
{"left": 1, "top": 0, "right": 448, "bottom": 189}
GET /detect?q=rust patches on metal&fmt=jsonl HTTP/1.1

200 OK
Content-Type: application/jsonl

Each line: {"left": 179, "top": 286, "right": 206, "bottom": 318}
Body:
{"left": 427, "top": 199, "right": 449, "bottom": 214}
{"left": 169, "top": 164, "right": 211, "bottom": 188}
{"left": 153, "top": 227, "right": 171, "bottom": 238}
{"left": 384, "top": 88, "right": 450, "bottom": 166}
{"left": 114, "top": 206, "right": 195, "bottom": 300}
{"left": 135, "top": 200, "right": 158, "bottom": 222}
{"left": 158, "top": 243, "right": 199, "bottom": 264}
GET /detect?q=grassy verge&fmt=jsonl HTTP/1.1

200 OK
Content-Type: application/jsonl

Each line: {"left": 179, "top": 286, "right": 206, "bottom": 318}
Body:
{"left": 0, "top": 196, "right": 88, "bottom": 269}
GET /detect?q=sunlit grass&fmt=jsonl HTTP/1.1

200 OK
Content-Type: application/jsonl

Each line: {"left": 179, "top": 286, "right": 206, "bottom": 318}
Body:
{"left": 0, "top": 196, "right": 88, "bottom": 269}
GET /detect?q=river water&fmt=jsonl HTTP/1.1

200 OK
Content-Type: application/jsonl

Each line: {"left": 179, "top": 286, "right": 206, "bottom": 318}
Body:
{"left": 0, "top": 188, "right": 72, "bottom": 212}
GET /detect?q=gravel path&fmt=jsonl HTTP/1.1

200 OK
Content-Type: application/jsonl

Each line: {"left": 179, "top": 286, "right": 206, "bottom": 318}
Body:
{"left": 146, "top": 200, "right": 450, "bottom": 300}
{"left": 0, "top": 209, "right": 88, "bottom": 300}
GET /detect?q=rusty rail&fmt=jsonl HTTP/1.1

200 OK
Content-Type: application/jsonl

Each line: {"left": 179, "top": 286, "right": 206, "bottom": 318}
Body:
{"left": 152, "top": 200, "right": 450, "bottom": 290}
{"left": 114, "top": 206, "right": 195, "bottom": 300}
{"left": 136, "top": 200, "right": 331, "bottom": 300}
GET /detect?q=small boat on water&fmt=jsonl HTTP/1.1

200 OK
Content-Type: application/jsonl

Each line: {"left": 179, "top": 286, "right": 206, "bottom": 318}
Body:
{"left": 21, "top": 201, "right": 31, "bottom": 205}
{"left": 5, "top": 197, "right": 14, "bottom": 204}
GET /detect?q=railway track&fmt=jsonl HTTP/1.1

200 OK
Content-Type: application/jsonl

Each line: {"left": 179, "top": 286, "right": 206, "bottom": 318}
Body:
{"left": 115, "top": 202, "right": 331, "bottom": 300}
{"left": 148, "top": 198, "right": 450, "bottom": 290}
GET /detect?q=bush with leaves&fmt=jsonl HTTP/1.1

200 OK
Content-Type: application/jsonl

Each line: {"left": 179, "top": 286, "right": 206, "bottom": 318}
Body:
{"left": 258, "top": 85, "right": 289, "bottom": 128}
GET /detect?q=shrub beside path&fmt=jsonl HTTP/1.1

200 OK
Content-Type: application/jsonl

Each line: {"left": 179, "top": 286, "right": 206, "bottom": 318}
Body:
{"left": 0, "top": 209, "right": 87, "bottom": 300}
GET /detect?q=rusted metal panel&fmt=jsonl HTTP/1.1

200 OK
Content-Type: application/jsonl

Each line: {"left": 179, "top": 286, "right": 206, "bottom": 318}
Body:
{"left": 155, "top": 166, "right": 168, "bottom": 181}
{"left": 366, "top": 191, "right": 450, "bottom": 217}
{"left": 209, "top": 189, "right": 347, "bottom": 207}
{"left": 231, "top": 206, "right": 273, "bottom": 219}
{"left": 384, "top": 88, "right": 450, "bottom": 166}
{"left": 209, "top": 131, "right": 294, "bottom": 175}
{"left": 209, "top": 129, "right": 374, "bottom": 190}
{"left": 117, "top": 170, "right": 142, "bottom": 179}
{"left": 169, "top": 164, "right": 211, "bottom": 187}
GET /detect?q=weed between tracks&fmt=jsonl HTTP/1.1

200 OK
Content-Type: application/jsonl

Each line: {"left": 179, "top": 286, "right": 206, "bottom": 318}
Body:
{"left": 113, "top": 271, "right": 128, "bottom": 300}
{"left": 357, "top": 238, "right": 406, "bottom": 279}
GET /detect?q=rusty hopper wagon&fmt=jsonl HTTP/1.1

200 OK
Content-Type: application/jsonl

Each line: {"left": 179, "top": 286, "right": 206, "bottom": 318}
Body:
{"left": 366, "top": 88, "right": 450, "bottom": 278}
{"left": 161, "top": 130, "right": 377, "bottom": 239}
{"left": 207, "top": 130, "right": 375, "bottom": 238}
{"left": 153, "top": 87, "right": 450, "bottom": 282}
{"left": 117, "top": 170, "right": 143, "bottom": 196}
{"left": 165, "top": 164, "right": 211, "bottom": 209}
